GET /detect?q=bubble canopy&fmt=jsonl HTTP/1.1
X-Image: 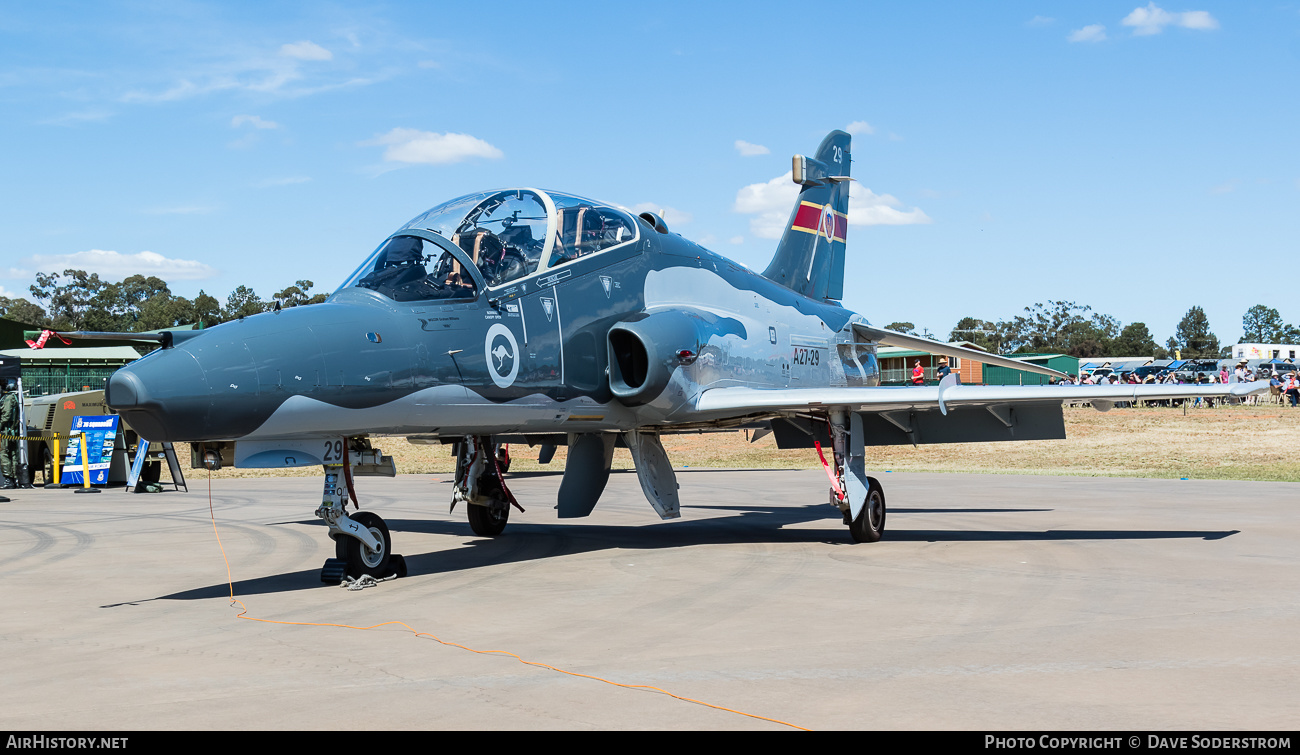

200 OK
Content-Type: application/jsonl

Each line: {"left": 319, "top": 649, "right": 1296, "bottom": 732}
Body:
{"left": 338, "top": 189, "right": 640, "bottom": 302}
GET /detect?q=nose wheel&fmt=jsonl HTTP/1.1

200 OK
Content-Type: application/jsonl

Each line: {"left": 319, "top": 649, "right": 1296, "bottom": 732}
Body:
{"left": 342, "top": 511, "right": 391, "bottom": 577}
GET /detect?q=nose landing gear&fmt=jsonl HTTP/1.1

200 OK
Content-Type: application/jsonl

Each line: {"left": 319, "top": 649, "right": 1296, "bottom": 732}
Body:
{"left": 316, "top": 441, "right": 405, "bottom": 583}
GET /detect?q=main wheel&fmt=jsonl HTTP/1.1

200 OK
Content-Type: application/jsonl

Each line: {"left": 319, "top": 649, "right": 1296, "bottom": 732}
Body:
{"left": 467, "top": 500, "right": 509, "bottom": 536}
{"left": 849, "top": 476, "right": 886, "bottom": 543}
{"left": 343, "top": 511, "right": 391, "bottom": 578}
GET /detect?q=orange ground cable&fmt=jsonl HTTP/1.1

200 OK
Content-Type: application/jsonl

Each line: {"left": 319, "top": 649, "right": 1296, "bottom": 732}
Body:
{"left": 205, "top": 470, "right": 810, "bottom": 731}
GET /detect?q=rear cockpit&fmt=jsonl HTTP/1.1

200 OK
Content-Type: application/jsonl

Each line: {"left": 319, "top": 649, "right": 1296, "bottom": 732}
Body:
{"left": 338, "top": 189, "right": 639, "bottom": 303}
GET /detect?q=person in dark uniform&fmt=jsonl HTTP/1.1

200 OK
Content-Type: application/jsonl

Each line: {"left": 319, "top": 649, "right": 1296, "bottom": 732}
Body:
{"left": 936, "top": 357, "right": 952, "bottom": 380}
{"left": 0, "top": 378, "right": 19, "bottom": 489}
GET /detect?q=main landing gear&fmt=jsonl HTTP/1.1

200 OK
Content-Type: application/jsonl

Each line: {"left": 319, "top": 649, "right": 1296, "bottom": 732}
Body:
{"left": 823, "top": 410, "right": 888, "bottom": 543}
{"left": 316, "top": 440, "right": 406, "bottom": 583}
{"left": 452, "top": 436, "right": 522, "bottom": 537}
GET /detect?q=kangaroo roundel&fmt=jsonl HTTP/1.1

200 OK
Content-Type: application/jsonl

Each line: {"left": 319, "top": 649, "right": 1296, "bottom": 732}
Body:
{"left": 819, "top": 203, "right": 837, "bottom": 243}
{"left": 485, "top": 323, "right": 519, "bottom": 388}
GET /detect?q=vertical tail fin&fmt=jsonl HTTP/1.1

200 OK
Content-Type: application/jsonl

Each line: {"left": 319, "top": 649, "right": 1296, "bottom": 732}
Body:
{"left": 761, "top": 130, "right": 851, "bottom": 301}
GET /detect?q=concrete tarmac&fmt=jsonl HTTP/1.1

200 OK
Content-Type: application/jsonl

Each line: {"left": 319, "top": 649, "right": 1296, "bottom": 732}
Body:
{"left": 0, "top": 469, "right": 1296, "bottom": 730}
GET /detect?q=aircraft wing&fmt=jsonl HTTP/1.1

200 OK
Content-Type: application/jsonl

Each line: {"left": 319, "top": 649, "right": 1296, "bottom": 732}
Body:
{"left": 696, "top": 380, "right": 1268, "bottom": 414}
{"left": 694, "top": 379, "right": 1270, "bottom": 447}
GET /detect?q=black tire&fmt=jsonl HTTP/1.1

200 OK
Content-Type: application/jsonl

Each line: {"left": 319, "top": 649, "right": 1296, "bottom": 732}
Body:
{"left": 42, "top": 446, "right": 54, "bottom": 486}
{"left": 849, "top": 476, "right": 886, "bottom": 543}
{"left": 342, "top": 511, "right": 391, "bottom": 578}
{"left": 467, "top": 500, "right": 509, "bottom": 536}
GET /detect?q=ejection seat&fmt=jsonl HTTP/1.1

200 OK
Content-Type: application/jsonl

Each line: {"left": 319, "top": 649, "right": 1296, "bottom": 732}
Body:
{"left": 356, "top": 236, "right": 428, "bottom": 300}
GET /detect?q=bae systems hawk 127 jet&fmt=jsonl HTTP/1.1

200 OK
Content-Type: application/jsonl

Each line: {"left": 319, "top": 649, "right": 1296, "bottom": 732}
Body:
{"left": 92, "top": 130, "right": 1262, "bottom": 581}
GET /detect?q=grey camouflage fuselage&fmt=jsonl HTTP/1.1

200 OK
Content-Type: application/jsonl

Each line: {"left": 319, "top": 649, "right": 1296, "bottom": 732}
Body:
{"left": 109, "top": 223, "right": 876, "bottom": 449}
{"left": 102, "top": 129, "right": 1267, "bottom": 558}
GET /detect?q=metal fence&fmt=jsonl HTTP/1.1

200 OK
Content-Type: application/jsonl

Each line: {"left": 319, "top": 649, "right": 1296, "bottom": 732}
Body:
{"left": 881, "top": 367, "right": 937, "bottom": 384}
{"left": 19, "top": 365, "right": 118, "bottom": 396}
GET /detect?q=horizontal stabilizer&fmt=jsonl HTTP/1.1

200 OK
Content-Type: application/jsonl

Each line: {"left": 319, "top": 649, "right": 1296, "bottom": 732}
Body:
{"left": 793, "top": 155, "right": 845, "bottom": 186}
{"left": 852, "top": 324, "right": 1069, "bottom": 380}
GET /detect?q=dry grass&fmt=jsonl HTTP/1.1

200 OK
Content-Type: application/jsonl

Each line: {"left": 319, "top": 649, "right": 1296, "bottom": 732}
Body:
{"left": 187, "top": 401, "right": 1300, "bottom": 482}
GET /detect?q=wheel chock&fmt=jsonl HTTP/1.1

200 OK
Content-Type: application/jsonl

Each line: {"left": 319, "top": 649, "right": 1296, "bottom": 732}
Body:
{"left": 321, "top": 554, "right": 405, "bottom": 584}
{"left": 320, "top": 557, "right": 347, "bottom": 584}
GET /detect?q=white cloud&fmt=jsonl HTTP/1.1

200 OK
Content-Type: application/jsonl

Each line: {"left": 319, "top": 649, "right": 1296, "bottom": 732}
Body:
{"left": 1069, "top": 25, "right": 1108, "bottom": 42}
{"left": 1209, "top": 179, "right": 1239, "bottom": 195}
{"left": 232, "top": 114, "right": 278, "bottom": 129}
{"left": 362, "top": 128, "right": 503, "bottom": 165}
{"left": 734, "top": 173, "right": 800, "bottom": 239}
{"left": 630, "top": 203, "right": 693, "bottom": 226}
{"left": 728, "top": 236, "right": 744, "bottom": 245}
{"left": 0, "top": 285, "right": 16, "bottom": 298}
{"left": 734, "top": 140, "right": 769, "bottom": 156}
{"left": 119, "top": 39, "right": 371, "bottom": 104}
{"left": 847, "top": 182, "right": 932, "bottom": 226}
{"left": 1177, "top": 10, "right": 1219, "bottom": 30}
{"left": 734, "top": 172, "right": 930, "bottom": 238}
{"left": 123, "top": 80, "right": 201, "bottom": 103}
{"left": 1028, "top": 16, "right": 1055, "bottom": 26}
{"left": 845, "top": 121, "right": 875, "bottom": 136}
{"left": 281, "top": 41, "right": 333, "bottom": 61}
{"left": 22, "top": 250, "right": 217, "bottom": 281}
{"left": 40, "top": 109, "right": 114, "bottom": 126}
{"left": 1122, "top": 3, "right": 1219, "bottom": 35}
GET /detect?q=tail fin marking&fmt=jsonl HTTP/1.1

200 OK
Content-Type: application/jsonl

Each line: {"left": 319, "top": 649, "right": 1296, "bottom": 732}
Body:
{"left": 760, "top": 130, "right": 852, "bottom": 301}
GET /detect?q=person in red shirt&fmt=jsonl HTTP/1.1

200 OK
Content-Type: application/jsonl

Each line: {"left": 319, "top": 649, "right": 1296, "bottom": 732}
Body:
{"left": 911, "top": 359, "right": 925, "bottom": 385}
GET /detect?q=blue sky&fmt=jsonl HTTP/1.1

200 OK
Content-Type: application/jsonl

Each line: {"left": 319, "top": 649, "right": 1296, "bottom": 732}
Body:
{"left": 2, "top": 1, "right": 1297, "bottom": 346}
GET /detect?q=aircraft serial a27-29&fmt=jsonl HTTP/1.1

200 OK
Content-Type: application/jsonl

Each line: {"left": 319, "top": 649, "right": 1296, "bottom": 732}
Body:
{"left": 96, "top": 130, "right": 1262, "bottom": 581}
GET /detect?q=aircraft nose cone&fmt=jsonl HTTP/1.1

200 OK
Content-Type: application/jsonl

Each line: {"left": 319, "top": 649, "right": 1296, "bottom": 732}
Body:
{"left": 106, "top": 369, "right": 144, "bottom": 409}
{"left": 107, "top": 350, "right": 210, "bottom": 442}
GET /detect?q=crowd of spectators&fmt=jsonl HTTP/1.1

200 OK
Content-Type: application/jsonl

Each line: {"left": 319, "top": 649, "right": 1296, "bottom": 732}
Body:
{"left": 1049, "top": 358, "right": 1300, "bottom": 408}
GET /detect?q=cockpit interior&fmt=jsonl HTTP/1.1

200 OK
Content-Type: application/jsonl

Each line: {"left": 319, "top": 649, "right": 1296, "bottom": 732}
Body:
{"left": 340, "top": 189, "right": 639, "bottom": 303}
